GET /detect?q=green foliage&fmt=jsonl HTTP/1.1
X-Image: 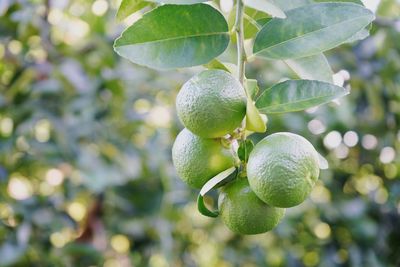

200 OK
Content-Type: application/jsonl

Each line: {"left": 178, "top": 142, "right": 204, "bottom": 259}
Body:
{"left": 114, "top": 4, "right": 229, "bottom": 69}
{"left": 116, "top": 0, "right": 150, "bottom": 21}
{"left": 243, "top": 0, "right": 286, "bottom": 18}
{"left": 253, "top": 3, "right": 374, "bottom": 59}
{"left": 284, "top": 54, "right": 334, "bottom": 83}
{"left": 256, "top": 80, "right": 349, "bottom": 113}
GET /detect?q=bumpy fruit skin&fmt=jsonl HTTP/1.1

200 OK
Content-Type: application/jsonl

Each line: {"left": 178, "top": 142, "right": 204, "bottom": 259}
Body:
{"left": 218, "top": 178, "right": 285, "bottom": 235}
{"left": 176, "top": 70, "right": 246, "bottom": 138}
{"left": 247, "top": 132, "right": 320, "bottom": 208}
{"left": 172, "top": 128, "right": 235, "bottom": 189}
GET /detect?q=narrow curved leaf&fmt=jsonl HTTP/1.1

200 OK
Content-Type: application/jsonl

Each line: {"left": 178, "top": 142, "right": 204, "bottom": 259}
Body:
{"left": 285, "top": 54, "right": 333, "bottom": 83}
{"left": 243, "top": 0, "right": 286, "bottom": 18}
{"left": 246, "top": 79, "right": 259, "bottom": 99}
{"left": 253, "top": 2, "right": 375, "bottom": 60}
{"left": 116, "top": 0, "right": 150, "bottom": 21}
{"left": 245, "top": 80, "right": 266, "bottom": 133}
{"left": 200, "top": 167, "right": 236, "bottom": 196}
{"left": 197, "top": 167, "right": 237, "bottom": 218}
{"left": 197, "top": 195, "right": 219, "bottom": 218}
{"left": 246, "top": 98, "right": 267, "bottom": 132}
{"left": 256, "top": 79, "right": 349, "bottom": 114}
{"left": 114, "top": 4, "right": 229, "bottom": 69}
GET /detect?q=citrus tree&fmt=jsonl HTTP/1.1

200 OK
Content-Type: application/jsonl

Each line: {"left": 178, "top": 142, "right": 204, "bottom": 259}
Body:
{"left": 114, "top": 0, "right": 375, "bottom": 234}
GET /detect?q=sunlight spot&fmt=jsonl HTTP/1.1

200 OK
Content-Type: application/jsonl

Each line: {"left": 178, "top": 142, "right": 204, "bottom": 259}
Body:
{"left": 34, "top": 119, "right": 51, "bottom": 143}
{"left": 133, "top": 98, "right": 151, "bottom": 114}
{"left": 48, "top": 9, "right": 63, "bottom": 25}
{"left": 67, "top": 202, "right": 86, "bottom": 222}
{"left": 111, "top": 235, "right": 131, "bottom": 253}
{"left": 0, "top": 117, "right": 13, "bottom": 136}
{"left": 374, "top": 188, "right": 388, "bottom": 204}
{"left": 8, "top": 175, "right": 33, "bottom": 200}
{"left": 379, "top": 147, "right": 395, "bottom": 164}
{"left": 46, "top": 168, "right": 64, "bottom": 186}
{"left": 323, "top": 131, "right": 342, "bottom": 149}
{"left": 361, "top": 134, "right": 378, "bottom": 150}
{"left": 343, "top": 131, "right": 358, "bottom": 147}
{"left": 314, "top": 222, "right": 331, "bottom": 239}
{"left": 147, "top": 106, "right": 171, "bottom": 128}
{"left": 334, "top": 144, "right": 349, "bottom": 159}
{"left": 8, "top": 40, "right": 22, "bottom": 55}
{"left": 92, "top": 0, "right": 109, "bottom": 16}
{"left": 308, "top": 119, "right": 326, "bottom": 135}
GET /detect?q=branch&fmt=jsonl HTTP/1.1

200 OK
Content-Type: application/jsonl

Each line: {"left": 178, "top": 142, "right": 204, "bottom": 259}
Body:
{"left": 234, "top": 0, "right": 246, "bottom": 85}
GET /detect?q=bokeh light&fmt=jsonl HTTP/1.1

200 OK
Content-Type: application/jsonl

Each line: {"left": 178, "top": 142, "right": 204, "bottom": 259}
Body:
{"left": 323, "top": 131, "right": 342, "bottom": 149}
{"left": 111, "top": 234, "right": 131, "bottom": 253}
{"left": 7, "top": 175, "right": 33, "bottom": 200}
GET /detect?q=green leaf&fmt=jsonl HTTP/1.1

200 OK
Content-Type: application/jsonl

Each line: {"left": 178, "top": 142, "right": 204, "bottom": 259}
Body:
{"left": 199, "top": 167, "right": 237, "bottom": 196}
{"left": 246, "top": 98, "right": 267, "bottom": 132}
{"left": 197, "top": 167, "right": 237, "bottom": 218}
{"left": 114, "top": 4, "right": 230, "bottom": 69}
{"left": 345, "top": 27, "right": 370, "bottom": 43}
{"left": 256, "top": 79, "right": 349, "bottom": 114}
{"left": 253, "top": 2, "right": 375, "bottom": 60}
{"left": 197, "top": 195, "right": 219, "bottom": 218}
{"left": 238, "top": 140, "right": 254, "bottom": 162}
{"left": 314, "top": 0, "right": 364, "bottom": 5}
{"left": 284, "top": 54, "right": 333, "bottom": 83}
{"left": 245, "top": 80, "right": 266, "bottom": 133}
{"left": 242, "top": 13, "right": 263, "bottom": 39}
{"left": 272, "top": 0, "right": 333, "bottom": 83}
{"left": 246, "top": 79, "right": 259, "bottom": 99}
{"left": 152, "top": 0, "right": 208, "bottom": 3}
{"left": 243, "top": 0, "right": 286, "bottom": 18}
{"left": 272, "top": 0, "right": 313, "bottom": 11}
{"left": 203, "top": 59, "right": 230, "bottom": 72}
{"left": 116, "top": 0, "right": 150, "bottom": 21}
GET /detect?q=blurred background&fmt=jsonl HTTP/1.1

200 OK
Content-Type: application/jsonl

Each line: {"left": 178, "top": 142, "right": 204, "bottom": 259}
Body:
{"left": 0, "top": 0, "right": 399, "bottom": 266}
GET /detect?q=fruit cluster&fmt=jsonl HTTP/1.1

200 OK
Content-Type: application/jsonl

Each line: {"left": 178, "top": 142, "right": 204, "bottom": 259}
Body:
{"left": 172, "top": 69, "right": 321, "bottom": 235}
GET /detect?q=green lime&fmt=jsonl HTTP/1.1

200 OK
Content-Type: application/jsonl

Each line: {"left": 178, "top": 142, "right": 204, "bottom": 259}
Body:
{"left": 247, "top": 132, "right": 320, "bottom": 208}
{"left": 172, "top": 128, "right": 235, "bottom": 189}
{"left": 218, "top": 178, "right": 285, "bottom": 235}
{"left": 176, "top": 70, "right": 246, "bottom": 138}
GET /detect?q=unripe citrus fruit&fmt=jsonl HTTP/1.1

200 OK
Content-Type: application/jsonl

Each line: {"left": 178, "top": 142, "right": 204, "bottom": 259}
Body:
{"left": 176, "top": 70, "right": 246, "bottom": 138}
{"left": 172, "top": 128, "right": 235, "bottom": 189}
{"left": 218, "top": 178, "right": 285, "bottom": 235}
{"left": 247, "top": 132, "right": 320, "bottom": 208}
